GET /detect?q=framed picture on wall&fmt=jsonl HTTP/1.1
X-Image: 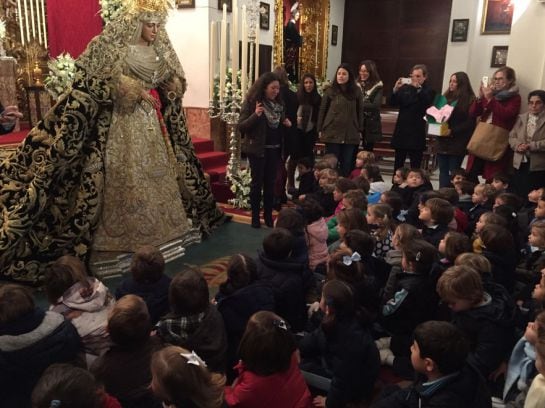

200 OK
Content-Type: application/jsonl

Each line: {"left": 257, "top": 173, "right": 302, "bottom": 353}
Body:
{"left": 451, "top": 19, "right": 469, "bottom": 42}
{"left": 176, "top": 0, "right": 195, "bottom": 8}
{"left": 331, "top": 25, "right": 338, "bottom": 46}
{"left": 481, "top": 0, "right": 514, "bottom": 34}
{"left": 491, "top": 45, "right": 508, "bottom": 67}
{"left": 218, "top": 0, "right": 232, "bottom": 12}
{"left": 259, "top": 2, "right": 270, "bottom": 30}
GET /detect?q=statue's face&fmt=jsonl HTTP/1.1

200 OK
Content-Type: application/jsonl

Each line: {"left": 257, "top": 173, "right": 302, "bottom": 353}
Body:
{"left": 141, "top": 22, "right": 159, "bottom": 44}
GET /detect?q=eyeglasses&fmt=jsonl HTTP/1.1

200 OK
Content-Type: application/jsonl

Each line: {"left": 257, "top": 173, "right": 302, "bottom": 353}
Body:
{"left": 493, "top": 77, "right": 505, "bottom": 81}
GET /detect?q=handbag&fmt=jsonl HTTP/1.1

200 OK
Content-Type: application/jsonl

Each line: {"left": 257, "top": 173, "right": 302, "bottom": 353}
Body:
{"left": 467, "top": 121, "right": 510, "bottom": 161}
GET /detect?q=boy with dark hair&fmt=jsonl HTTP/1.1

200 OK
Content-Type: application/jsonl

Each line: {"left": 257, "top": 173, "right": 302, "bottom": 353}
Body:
{"left": 0, "top": 284, "right": 81, "bottom": 408}
{"left": 371, "top": 321, "right": 492, "bottom": 408}
{"left": 156, "top": 268, "right": 228, "bottom": 373}
{"left": 91, "top": 295, "right": 162, "bottom": 407}
{"left": 290, "top": 157, "right": 316, "bottom": 199}
{"left": 450, "top": 168, "right": 468, "bottom": 188}
{"left": 419, "top": 197, "right": 454, "bottom": 247}
{"left": 256, "top": 228, "right": 309, "bottom": 331}
{"left": 439, "top": 187, "right": 468, "bottom": 233}
{"left": 115, "top": 245, "right": 171, "bottom": 325}
{"left": 492, "top": 172, "right": 510, "bottom": 193}
{"left": 456, "top": 180, "right": 476, "bottom": 214}
{"left": 436, "top": 265, "right": 516, "bottom": 379}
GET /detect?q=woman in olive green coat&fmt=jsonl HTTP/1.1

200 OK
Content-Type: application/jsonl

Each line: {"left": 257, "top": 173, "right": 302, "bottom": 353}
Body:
{"left": 317, "top": 63, "right": 363, "bottom": 176}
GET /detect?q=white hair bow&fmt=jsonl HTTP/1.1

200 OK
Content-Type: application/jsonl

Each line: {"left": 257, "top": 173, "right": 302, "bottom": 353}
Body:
{"left": 342, "top": 251, "right": 361, "bottom": 266}
{"left": 180, "top": 350, "right": 207, "bottom": 367}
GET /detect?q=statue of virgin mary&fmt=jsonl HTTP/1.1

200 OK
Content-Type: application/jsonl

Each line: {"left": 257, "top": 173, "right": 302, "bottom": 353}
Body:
{"left": 0, "top": 0, "right": 226, "bottom": 284}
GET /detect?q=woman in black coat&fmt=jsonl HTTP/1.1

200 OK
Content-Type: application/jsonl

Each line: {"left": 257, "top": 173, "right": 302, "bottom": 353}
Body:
{"left": 238, "top": 72, "right": 293, "bottom": 228}
{"left": 295, "top": 73, "right": 322, "bottom": 166}
{"left": 436, "top": 72, "right": 476, "bottom": 187}
{"left": 358, "top": 60, "right": 383, "bottom": 152}
{"left": 389, "top": 64, "right": 436, "bottom": 171}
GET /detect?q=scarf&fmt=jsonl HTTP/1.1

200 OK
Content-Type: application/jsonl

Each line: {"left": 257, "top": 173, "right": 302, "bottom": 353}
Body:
{"left": 262, "top": 99, "right": 283, "bottom": 129}
{"left": 494, "top": 85, "right": 519, "bottom": 101}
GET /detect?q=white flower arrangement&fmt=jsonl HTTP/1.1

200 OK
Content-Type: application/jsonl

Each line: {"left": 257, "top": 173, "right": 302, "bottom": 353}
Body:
{"left": 44, "top": 53, "right": 76, "bottom": 100}
{"left": 100, "top": 0, "right": 124, "bottom": 24}
{"left": 228, "top": 167, "right": 252, "bottom": 209}
{"left": 0, "top": 19, "right": 6, "bottom": 41}
{"left": 213, "top": 68, "right": 243, "bottom": 105}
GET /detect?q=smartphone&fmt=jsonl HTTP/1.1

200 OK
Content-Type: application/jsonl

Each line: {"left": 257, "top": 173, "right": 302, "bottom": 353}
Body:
{"left": 401, "top": 77, "right": 412, "bottom": 85}
{"left": 481, "top": 76, "right": 489, "bottom": 87}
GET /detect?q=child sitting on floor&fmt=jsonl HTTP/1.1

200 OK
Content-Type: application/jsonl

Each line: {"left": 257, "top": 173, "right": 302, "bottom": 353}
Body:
{"left": 225, "top": 311, "right": 311, "bottom": 408}
{"left": 366, "top": 203, "right": 395, "bottom": 259}
{"left": 371, "top": 321, "right": 491, "bottom": 408}
{"left": 349, "top": 150, "right": 375, "bottom": 179}
{"left": 156, "top": 267, "right": 228, "bottom": 373}
{"left": 466, "top": 183, "right": 496, "bottom": 235}
{"left": 300, "top": 280, "right": 380, "bottom": 408}
{"left": 115, "top": 245, "right": 171, "bottom": 325}
{"left": 419, "top": 197, "right": 454, "bottom": 248}
{"left": 150, "top": 346, "right": 225, "bottom": 408}
{"left": 300, "top": 198, "right": 329, "bottom": 273}
{"left": 391, "top": 166, "right": 409, "bottom": 195}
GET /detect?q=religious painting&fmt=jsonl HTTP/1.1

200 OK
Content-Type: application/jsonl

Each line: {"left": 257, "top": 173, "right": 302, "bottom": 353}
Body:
{"left": 491, "top": 46, "right": 508, "bottom": 67}
{"left": 331, "top": 25, "right": 338, "bottom": 46}
{"left": 451, "top": 19, "right": 469, "bottom": 42}
{"left": 218, "top": 0, "right": 232, "bottom": 12}
{"left": 481, "top": 0, "right": 514, "bottom": 34}
{"left": 282, "top": 0, "right": 302, "bottom": 82}
{"left": 176, "top": 0, "right": 195, "bottom": 8}
{"left": 260, "top": 2, "right": 270, "bottom": 30}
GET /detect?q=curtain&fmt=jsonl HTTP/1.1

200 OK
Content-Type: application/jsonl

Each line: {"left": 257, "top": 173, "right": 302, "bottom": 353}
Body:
{"left": 47, "top": 0, "right": 102, "bottom": 58}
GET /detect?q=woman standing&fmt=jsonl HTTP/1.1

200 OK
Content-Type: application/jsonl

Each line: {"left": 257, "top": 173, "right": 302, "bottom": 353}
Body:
{"left": 358, "top": 60, "right": 383, "bottom": 152}
{"left": 436, "top": 72, "right": 476, "bottom": 187}
{"left": 239, "top": 73, "right": 292, "bottom": 228}
{"left": 295, "top": 73, "right": 322, "bottom": 164}
{"left": 318, "top": 63, "right": 363, "bottom": 177}
{"left": 508, "top": 90, "right": 545, "bottom": 198}
{"left": 467, "top": 66, "right": 521, "bottom": 182}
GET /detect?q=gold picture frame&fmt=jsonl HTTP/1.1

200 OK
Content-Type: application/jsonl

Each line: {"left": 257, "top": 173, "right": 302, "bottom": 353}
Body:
{"left": 481, "top": 0, "right": 514, "bottom": 35}
{"left": 176, "top": 0, "right": 195, "bottom": 8}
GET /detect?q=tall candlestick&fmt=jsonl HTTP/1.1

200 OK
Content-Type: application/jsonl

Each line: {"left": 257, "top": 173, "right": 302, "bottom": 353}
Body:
{"left": 219, "top": 4, "right": 227, "bottom": 102}
{"left": 315, "top": 22, "right": 319, "bottom": 67}
{"left": 23, "top": 0, "right": 30, "bottom": 43}
{"left": 241, "top": 5, "right": 247, "bottom": 100}
{"left": 210, "top": 21, "right": 216, "bottom": 101}
{"left": 231, "top": 0, "right": 238, "bottom": 95}
{"left": 17, "top": 0, "right": 25, "bottom": 46}
{"left": 36, "top": 0, "right": 42, "bottom": 44}
{"left": 40, "top": 0, "right": 47, "bottom": 48}
{"left": 254, "top": 27, "right": 260, "bottom": 82}
{"left": 29, "top": 0, "right": 36, "bottom": 39}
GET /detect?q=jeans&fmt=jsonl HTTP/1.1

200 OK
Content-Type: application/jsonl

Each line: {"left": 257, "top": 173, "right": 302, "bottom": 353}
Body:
{"left": 248, "top": 148, "right": 281, "bottom": 222}
{"left": 325, "top": 143, "right": 357, "bottom": 177}
{"left": 437, "top": 153, "right": 464, "bottom": 188}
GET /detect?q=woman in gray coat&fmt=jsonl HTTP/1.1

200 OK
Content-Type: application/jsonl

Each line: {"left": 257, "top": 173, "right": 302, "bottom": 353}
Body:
{"left": 317, "top": 63, "right": 363, "bottom": 176}
{"left": 508, "top": 89, "right": 545, "bottom": 198}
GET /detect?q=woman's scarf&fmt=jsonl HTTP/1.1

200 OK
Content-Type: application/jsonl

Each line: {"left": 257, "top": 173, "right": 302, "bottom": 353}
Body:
{"left": 494, "top": 85, "right": 519, "bottom": 101}
{"left": 262, "top": 99, "right": 283, "bottom": 129}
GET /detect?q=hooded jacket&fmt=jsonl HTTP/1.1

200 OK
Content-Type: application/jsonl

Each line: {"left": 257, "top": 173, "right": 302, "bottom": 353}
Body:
{"left": 306, "top": 218, "right": 329, "bottom": 270}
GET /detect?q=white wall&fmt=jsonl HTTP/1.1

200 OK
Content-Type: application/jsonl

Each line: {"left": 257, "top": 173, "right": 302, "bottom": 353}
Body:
{"left": 168, "top": 0, "right": 274, "bottom": 108}
{"left": 327, "top": 0, "right": 345, "bottom": 81}
{"left": 443, "top": 0, "right": 545, "bottom": 101}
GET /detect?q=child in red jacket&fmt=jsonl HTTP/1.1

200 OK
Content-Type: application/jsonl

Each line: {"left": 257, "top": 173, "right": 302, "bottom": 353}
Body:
{"left": 225, "top": 311, "right": 312, "bottom": 408}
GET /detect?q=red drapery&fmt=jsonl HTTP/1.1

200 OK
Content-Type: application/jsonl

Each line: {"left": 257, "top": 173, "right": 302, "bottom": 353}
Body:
{"left": 47, "top": 0, "right": 103, "bottom": 58}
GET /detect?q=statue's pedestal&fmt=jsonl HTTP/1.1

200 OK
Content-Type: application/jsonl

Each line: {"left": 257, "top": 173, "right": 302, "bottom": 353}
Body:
{"left": 0, "top": 57, "right": 20, "bottom": 131}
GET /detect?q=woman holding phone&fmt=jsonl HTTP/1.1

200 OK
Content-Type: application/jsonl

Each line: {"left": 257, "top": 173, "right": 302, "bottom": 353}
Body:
{"left": 238, "top": 72, "right": 292, "bottom": 228}
{"left": 0, "top": 103, "right": 22, "bottom": 135}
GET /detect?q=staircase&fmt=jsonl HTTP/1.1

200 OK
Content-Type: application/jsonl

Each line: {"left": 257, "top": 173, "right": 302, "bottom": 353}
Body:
{"left": 191, "top": 137, "right": 233, "bottom": 203}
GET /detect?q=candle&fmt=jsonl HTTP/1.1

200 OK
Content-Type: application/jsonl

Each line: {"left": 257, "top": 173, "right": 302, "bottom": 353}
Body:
{"left": 241, "top": 5, "right": 247, "bottom": 100}
{"left": 315, "top": 22, "right": 319, "bottom": 66}
{"left": 23, "top": 0, "right": 30, "bottom": 43}
{"left": 40, "top": 0, "right": 47, "bottom": 49}
{"left": 219, "top": 4, "right": 227, "bottom": 102}
{"left": 29, "top": 0, "right": 36, "bottom": 39}
{"left": 254, "top": 26, "right": 260, "bottom": 82}
{"left": 17, "top": 0, "right": 25, "bottom": 46}
{"left": 209, "top": 21, "right": 216, "bottom": 101}
{"left": 36, "top": 0, "right": 42, "bottom": 44}
{"left": 231, "top": 0, "right": 238, "bottom": 94}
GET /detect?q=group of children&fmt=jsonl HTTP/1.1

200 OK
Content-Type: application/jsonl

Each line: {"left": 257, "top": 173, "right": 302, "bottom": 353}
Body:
{"left": 3, "top": 152, "right": 545, "bottom": 407}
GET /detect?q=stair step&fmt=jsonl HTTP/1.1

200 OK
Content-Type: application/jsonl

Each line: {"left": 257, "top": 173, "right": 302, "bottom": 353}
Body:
{"left": 211, "top": 180, "right": 235, "bottom": 203}
{"left": 197, "top": 151, "right": 228, "bottom": 169}
{"left": 206, "top": 165, "right": 228, "bottom": 182}
{"left": 192, "top": 137, "right": 215, "bottom": 154}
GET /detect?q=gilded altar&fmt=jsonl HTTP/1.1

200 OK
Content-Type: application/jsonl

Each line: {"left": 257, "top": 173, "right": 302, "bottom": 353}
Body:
{"left": 273, "top": 0, "right": 330, "bottom": 81}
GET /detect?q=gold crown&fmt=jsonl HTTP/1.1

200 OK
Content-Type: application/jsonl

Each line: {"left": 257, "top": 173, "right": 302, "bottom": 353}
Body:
{"left": 127, "top": 0, "right": 172, "bottom": 13}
